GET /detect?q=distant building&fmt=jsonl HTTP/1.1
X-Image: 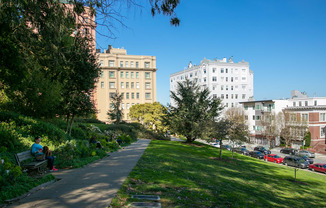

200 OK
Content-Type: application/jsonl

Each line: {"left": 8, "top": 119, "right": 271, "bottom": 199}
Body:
{"left": 170, "top": 57, "right": 254, "bottom": 110}
{"left": 240, "top": 90, "right": 326, "bottom": 152}
{"left": 95, "top": 45, "right": 157, "bottom": 122}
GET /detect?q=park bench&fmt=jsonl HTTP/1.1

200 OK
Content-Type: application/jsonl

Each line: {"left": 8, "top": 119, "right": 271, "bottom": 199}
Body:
{"left": 15, "top": 151, "right": 47, "bottom": 174}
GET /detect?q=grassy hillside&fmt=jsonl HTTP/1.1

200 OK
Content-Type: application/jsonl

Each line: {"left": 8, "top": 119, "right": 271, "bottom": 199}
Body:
{"left": 112, "top": 140, "right": 326, "bottom": 208}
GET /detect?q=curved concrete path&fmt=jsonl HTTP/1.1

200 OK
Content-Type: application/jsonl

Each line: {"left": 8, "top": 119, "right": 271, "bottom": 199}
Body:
{"left": 9, "top": 139, "right": 151, "bottom": 208}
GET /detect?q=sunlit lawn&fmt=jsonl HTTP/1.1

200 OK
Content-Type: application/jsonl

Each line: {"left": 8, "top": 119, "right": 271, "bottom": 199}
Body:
{"left": 111, "top": 140, "right": 326, "bottom": 208}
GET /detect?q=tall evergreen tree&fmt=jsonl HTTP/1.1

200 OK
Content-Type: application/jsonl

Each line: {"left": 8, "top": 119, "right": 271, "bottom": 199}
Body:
{"left": 107, "top": 91, "right": 124, "bottom": 124}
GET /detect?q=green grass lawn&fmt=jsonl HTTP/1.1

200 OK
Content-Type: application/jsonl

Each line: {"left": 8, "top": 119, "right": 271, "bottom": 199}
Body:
{"left": 111, "top": 140, "right": 326, "bottom": 208}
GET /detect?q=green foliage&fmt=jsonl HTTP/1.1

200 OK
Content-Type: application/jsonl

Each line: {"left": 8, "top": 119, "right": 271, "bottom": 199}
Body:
{"left": 167, "top": 79, "right": 223, "bottom": 142}
{"left": 129, "top": 102, "right": 168, "bottom": 133}
{"left": 107, "top": 91, "right": 124, "bottom": 124}
{"left": 304, "top": 131, "right": 311, "bottom": 147}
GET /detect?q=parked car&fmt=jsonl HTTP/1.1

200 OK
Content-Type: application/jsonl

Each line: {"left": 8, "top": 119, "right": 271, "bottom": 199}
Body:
{"left": 254, "top": 146, "right": 271, "bottom": 155}
{"left": 308, "top": 163, "right": 326, "bottom": 173}
{"left": 300, "top": 156, "right": 314, "bottom": 164}
{"left": 282, "top": 156, "right": 309, "bottom": 169}
{"left": 233, "top": 147, "right": 250, "bottom": 155}
{"left": 264, "top": 154, "right": 283, "bottom": 163}
{"left": 296, "top": 150, "right": 315, "bottom": 158}
{"left": 280, "top": 148, "right": 296, "bottom": 155}
{"left": 221, "top": 144, "right": 232, "bottom": 151}
{"left": 249, "top": 151, "right": 265, "bottom": 159}
{"left": 210, "top": 143, "right": 220, "bottom": 148}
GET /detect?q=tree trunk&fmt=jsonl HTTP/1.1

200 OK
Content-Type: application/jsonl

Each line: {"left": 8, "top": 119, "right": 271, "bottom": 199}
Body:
{"left": 69, "top": 114, "right": 75, "bottom": 136}
{"left": 186, "top": 136, "right": 192, "bottom": 143}
{"left": 66, "top": 113, "right": 70, "bottom": 133}
{"left": 219, "top": 140, "right": 223, "bottom": 160}
{"left": 232, "top": 150, "right": 234, "bottom": 158}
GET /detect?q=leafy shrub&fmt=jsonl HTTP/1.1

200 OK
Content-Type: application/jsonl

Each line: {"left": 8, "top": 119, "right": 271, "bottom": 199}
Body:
{"left": 74, "top": 118, "right": 105, "bottom": 124}
{"left": 106, "top": 124, "right": 137, "bottom": 139}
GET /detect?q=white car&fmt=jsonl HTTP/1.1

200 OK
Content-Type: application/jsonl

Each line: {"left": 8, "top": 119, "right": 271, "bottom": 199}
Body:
{"left": 210, "top": 143, "right": 220, "bottom": 148}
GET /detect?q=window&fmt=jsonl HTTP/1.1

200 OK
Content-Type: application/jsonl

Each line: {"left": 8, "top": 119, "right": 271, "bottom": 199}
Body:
{"left": 126, "top": 72, "right": 129, "bottom": 78}
{"left": 231, "top": 103, "right": 234, "bottom": 107}
{"left": 109, "top": 71, "right": 115, "bottom": 78}
{"left": 231, "top": 77, "right": 233, "bottom": 82}
{"left": 145, "top": 82, "right": 151, "bottom": 89}
{"left": 131, "top": 93, "right": 134, "bottom": 99}
{"left": 145, "top": 62, "right": 150, "bottom": 68}
{"left": 235, "top": 94, "right": 238, "bottom": 99}
{"left": 221, "top": 85, "right": 224, "bottom": 90}
{"left": 231, "top": 86, "right": 233, "bottom": 91}
{"left": 242, "top": 77, "right": 246, "bottom": 81}
{"left": 131, "top": 82, "right": 134, "bottom": 89}
{"left": 83, "top": 28, "right": 89, "bottom": 35}
{"left": 213, "top": 94, "right": 217, "bottom": 99}
{"left": 145, "top": 72, "right": 150, "bottom": 79}
{"left": 110, "top": 103, "right": 114, "bottom": 110}
{"left": 253, "top": 115, "right": 255, "bottom": 120}
{"left": 109, "top": 93, "right": 115, "bottom": 98}
{"left": 314, "top": 100, "right": 317, "bottom": 106}
{"left": 121, "top": 82, "right": 124, "bottom": 88}
{"left": 100, "top": 71, "right": 104, "bottom": 78}
{"left": 226, "top": 94, "right": 229, "bottom": 99}
{"left": 136, "top": 62, "right": 139, "bottom": 68}
{"left": 127, "top": 103, "right": 130, "bottom": 109}
{"left": 221, "top": 68, "right": 224, "bottom": 73}
{"left": 121, "top": 103, "right": 124, "bottom": 109}
{"left": 321, "top": 127, "right": 325, "bottom": 138}
{"left": 131, "top": 72, "right": 134, "bottom": 78}
{"left": 212, "top": 77, "right": 217, "bottom": 82}
{"left": 226, "top": 103, "right": 229, "bottom": 107}
{"left": 145, "top": 93, "right": 151, "bottom": 99}
{"left": 125, "top": 61, "right": 129, "bottom": 67}
{"left": 126, "top": 82, "right": 129, "bottom": 88}
{"left": 204, "top": 78, "right": 206, "bottom": 82}
{"left": 226, "top": 77, "right": 228, "bottom": 82}
{"left": 101, "top": 82, "right": 104, "bottom": 88}
{"left": 221, "top": 94, "right": 224, "bottom": 99}
{"left": 136, "top": 82, "right": 140, "bottom": 89}
{"left": 120, "top": 61, "right": 123, "bottom": 67}
{"left": 242, "top": 94, "right": 246, "bottom": 99}
{"left": 302, "top": 113, "right": 308, "bottom": 121}
{"left": 299, "top": 101, "right": 302, "bottom": 107}
{"left": 231, "top": 94, "right": 234, "bottom": 99}
{"left": 305, "top": 101, "right": 308, "bottom": 106}
{"left": 131, "top": 61, "right": 134, "bottom": 68}
{"left": 126, "top": 93, "right": 129, "bottom": 99}
{"left": 136, "top": 93, "right": 140, "bottom": 99}
{"left": 245, "top": 106, "right": 248, "bottom": 110}
{"left": 293, "top": 102, "right": 296, "bottom": 107}
{"left": 290, "top": 114, "right": 296, "bottom": 122}
{"left": 320, "top": 113, "right": 326, "bottom": 121}
{"left": 245, "top": 115, "right": 248, "bottom": 120}
{"left": 226, "top": 85, "right": 229, "bottom": 90}
{"left": 120, "top": 72, "right": 123, "bottom": 78}
{"left": 213, "top": 68, "right": 216, "bottom": 73}
{"left": 109, "top": 82, "right": 115, "bottom": 89}
{"left": 255, "top": 105, "right": 261, "bottom": 110}
{"left": 121, "top": 93, "right": 124, "bottom": 99}
{"left": 100, "top": 60, "right": 104, "bottom": 66}
{"left": 256, "top": 116, "right": 260, "bottom": 120}
{"left": 242, "top": 69, "right": 246, "bottom": 73}
{"left": 109, "top": 60, "right": 114, "bottom": 67}
{"left": 225, "top": 68, "right": 228, "bottom": 73}
{"left": 203, "top": 69, "right": 206, "bottom": 74}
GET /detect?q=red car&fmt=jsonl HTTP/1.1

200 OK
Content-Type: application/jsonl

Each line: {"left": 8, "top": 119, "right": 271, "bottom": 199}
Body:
{"left": 308, "top": 163, "right": 326, "bottom": 173}
{"left": 264, "top": 154, "right": 283, "bottom": 163}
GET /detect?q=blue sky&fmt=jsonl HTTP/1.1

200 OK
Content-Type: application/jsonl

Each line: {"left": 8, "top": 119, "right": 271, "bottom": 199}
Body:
{"left": 95, "top": 0, "right": 326, "bottom": 106}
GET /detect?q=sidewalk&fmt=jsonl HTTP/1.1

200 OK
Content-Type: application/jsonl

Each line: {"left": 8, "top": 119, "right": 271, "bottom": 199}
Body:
{"left": 9, "top": 139, "right": 151, "bottom": 208}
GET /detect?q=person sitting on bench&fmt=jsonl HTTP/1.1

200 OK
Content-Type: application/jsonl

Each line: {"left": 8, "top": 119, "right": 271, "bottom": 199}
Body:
{"left": 31, "top": 136, "right": 58, "bottom": 172}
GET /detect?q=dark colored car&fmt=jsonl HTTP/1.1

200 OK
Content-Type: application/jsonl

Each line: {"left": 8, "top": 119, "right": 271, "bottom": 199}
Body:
{"left": 254, "top": 146, "right": 271, "bottom": 155}
{"left": 264, "top": 154, "right": 283, "bottom": 163}
{"left": 280, "top": 148, "right": 296, "bottom": 155}
{"left": 283, "top": 156, "right": 310, "bottom": 169}
{"left": 249, "top": 151, "right": 265, "bottom": 159}
{"left": 301, "top": 156, "right": 314, "bottom": 164}
{"left": 308, "top": 163, "right": 326, "bottom": 173}
{"left": 233, "top": 147, "right": 250, "bottom": 155}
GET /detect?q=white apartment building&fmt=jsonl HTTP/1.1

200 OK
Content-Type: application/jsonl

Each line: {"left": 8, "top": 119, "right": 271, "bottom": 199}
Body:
{"left": 170, "top": 57, "right": 254, "bottom": 109}
{"left": 241, "top": 90, "right": 326, "bottom": 151}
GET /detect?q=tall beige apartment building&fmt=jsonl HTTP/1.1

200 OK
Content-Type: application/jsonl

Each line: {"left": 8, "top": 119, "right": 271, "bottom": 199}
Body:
{"left": 96, "top": 45, "right": 157, "bottom": 122}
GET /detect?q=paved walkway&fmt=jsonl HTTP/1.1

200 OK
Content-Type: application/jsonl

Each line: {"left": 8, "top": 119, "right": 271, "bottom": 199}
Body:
{"left": 9, "top": 139, "right": 151, "bottom": 208}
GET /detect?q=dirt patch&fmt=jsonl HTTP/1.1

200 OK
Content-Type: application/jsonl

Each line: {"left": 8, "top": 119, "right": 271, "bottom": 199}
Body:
{"left": 287, "top": 179, "right": 309, "bottom": 186}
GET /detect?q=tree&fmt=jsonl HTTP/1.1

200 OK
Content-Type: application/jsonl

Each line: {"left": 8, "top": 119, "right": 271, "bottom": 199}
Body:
{"left": 225, "top": 107, "right": 249, "bottom": 158}
{"left": 129, "top": 102, "right": 168, "bottom": 133}
{"left": 259, "top": 113, "right": 279, "bottom": 148}
{"left": 107, "top": 91, "right": 124, "bottom": 124}
{"left": 167, "top": 79, "right": 223, "bottom": 143}
{"left": 304, "top": 131, "right": 311, "bottom": 147}
{"left": 208, "top": 119, "right": 232, "bottom": 159}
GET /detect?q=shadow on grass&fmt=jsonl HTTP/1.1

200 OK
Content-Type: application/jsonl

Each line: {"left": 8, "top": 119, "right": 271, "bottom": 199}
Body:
{"left": 113, "top": 140, "right": 326, "bottom": 208}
